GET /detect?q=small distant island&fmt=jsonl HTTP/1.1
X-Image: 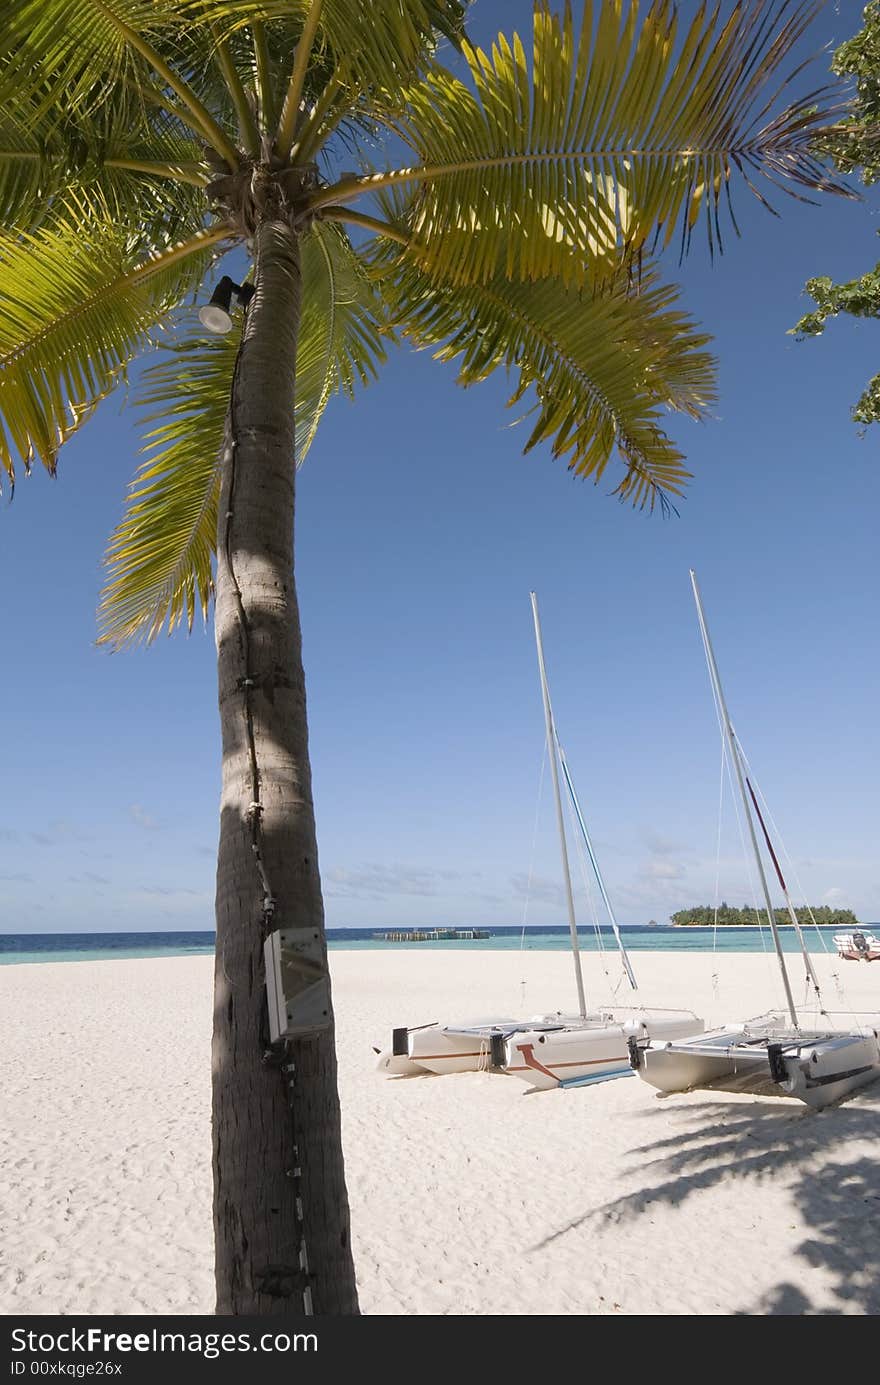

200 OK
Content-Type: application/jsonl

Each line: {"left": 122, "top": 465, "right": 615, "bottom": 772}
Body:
{"left": 671, "top": 904, "right": 859, "bottom": 928}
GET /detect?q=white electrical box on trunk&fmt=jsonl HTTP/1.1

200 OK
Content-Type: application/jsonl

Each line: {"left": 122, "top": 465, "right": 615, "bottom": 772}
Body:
{"left": 264, "top": 928, "right": 331, "bottom": 1041}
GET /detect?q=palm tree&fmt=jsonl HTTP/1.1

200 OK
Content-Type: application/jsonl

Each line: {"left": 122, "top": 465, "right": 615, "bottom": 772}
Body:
{"left": 0, "top": 0, "right": 849, "bottom": 1316}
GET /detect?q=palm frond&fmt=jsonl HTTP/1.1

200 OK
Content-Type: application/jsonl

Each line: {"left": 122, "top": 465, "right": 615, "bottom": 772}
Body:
{"left": 296, "top": 221, "right": 389, "bottom": 457}
{"left": 0, "top": 105, "right": 207, "bottom": 241}
{"left": 98, "top": 330, "right": 234, "bottom": 648}
{"left": 371, "top": 234, "right": 717, "bottom": 510}
{"left": 0, "top": 223, "right": 221, "bottom": 487}
{"left": 1, "top": 2, "right": 178, "bottom": 118}
{"left": 178, "top": 0, "right": 467, "bottom": 96}
{"left": 312, "top": 0, "right": 851, "bottom": 286}
{"left": 0, "top": 1, "right": 238, "bottom": 164}
{"left": 98, "top": 221, "right": 388, "bottom": 647}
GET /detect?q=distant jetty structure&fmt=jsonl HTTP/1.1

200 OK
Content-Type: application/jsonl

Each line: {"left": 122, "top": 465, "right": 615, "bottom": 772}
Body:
{"left": 373, "top": 928, "right": 490, "bottom": 943}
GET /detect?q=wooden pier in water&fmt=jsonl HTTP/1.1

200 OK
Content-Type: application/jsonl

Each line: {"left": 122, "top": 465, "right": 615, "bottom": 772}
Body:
{"left": 372, "top": 928, "right": 491, "bottom": 943}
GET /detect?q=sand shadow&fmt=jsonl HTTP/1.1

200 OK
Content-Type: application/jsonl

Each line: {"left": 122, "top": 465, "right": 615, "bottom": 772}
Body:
{"left": 533, "top": 1085, "right": 880, "bottom": 1314}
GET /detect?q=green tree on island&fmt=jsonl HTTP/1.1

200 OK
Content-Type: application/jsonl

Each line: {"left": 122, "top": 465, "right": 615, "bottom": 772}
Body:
{"left": 791, "top": 1, "right": 880, "bottom": 421}
{"left": 672, "top": 904, "right": 859, "bottom": 926}
{"left": 0, "top": 0, "right": 852, "bottom": 1316}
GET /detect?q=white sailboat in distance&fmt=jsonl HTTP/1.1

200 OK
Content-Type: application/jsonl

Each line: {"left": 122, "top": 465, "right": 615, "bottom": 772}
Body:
{"left": 833, "top": 929, "right": 880, "bottom": 962}
{"left": 629, "top": 571, "right": 880, "bottom": 1110}
{"left": 376, "top": 593, "right": 703, "bottom": 1091}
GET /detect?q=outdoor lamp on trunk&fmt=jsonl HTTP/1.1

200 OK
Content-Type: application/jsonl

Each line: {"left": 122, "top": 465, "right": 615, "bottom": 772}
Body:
{"left": 199, "top": 276, "right": 255, "bottom": 334}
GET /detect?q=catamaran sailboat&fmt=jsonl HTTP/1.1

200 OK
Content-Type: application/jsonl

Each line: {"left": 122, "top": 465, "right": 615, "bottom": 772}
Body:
{"left": 376, "top": 593, "right": 703, "bottom": 1090}
{"left": 629, "top": 572, "right": 880, "bottom": 1110}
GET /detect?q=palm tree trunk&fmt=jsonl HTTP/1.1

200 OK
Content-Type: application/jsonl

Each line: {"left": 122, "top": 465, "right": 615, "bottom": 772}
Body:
{"left": 212, "top": 218, "right": 359, "bottom": 1316}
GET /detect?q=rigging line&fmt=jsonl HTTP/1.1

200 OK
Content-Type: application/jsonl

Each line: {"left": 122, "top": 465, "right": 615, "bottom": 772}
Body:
{"left": 691, "top": 570, "right": 799, "bottom": 1025}
{"left": 560, "top": 759, "right": 615, "bottom": 996}
{"left": 732, "top": 731, "right": 826, "bottom": 1001}
{"left": 734, "top": 740, "right": 838, "bottom": 960}
{"left": 519, "top": 738, "right": 548, "bottom": 953}
{"left": 792, "top": 886, "right": 847, "bottom": 1010}
{"left": 701, "top": 628, "right": 767, "bottom": 952}
{"left": 565, "top": 786, "right": 624, "bottom": 1001}
{"left": 722, "top": 720, "right": 774, "bottom": 963}
{"left": 556, "top": 750, "right": 604, "bottom": 949}
{"left": 518, "top": 737, "right": 547, "bottom": 1015}
{"left": 697, "top": 610, "right": 781, "bottom": 1001}
{"left": 563, "top": 779, "right": 602, "bottom": 941}
{"left": 711, "top": 730, "right": 726, "bottom": 995}
{"left": 742, "top": 766, "right": 825, "bottom": 1011}
{"left": 803, "top": 899, "right": 834, "bottom": 953}
{"left": 556, "top": 736, "right": 637, "bottom": 991}
{"left": 734, "top": 738, "right": 849, "bottom": 1013}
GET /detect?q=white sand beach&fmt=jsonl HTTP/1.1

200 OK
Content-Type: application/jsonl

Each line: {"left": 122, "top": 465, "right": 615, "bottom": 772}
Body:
{"left": 2, "top": 948, "right": 879, "bottom": 1316}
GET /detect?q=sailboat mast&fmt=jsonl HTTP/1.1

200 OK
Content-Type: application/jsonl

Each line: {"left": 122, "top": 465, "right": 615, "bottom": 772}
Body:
{"left": 689, "top": 570, "right": 798, "bottom": 1029}
{"left": 530, "top": 592, "right": 587, "bottom": 1019}
{"left": 556, "top": 740, "right": 638, "bottom": 990}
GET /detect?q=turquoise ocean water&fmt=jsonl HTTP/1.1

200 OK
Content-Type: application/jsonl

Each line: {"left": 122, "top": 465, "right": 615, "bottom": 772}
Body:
{"left": 0, "top": 924, "right": 865, "bottom": 964}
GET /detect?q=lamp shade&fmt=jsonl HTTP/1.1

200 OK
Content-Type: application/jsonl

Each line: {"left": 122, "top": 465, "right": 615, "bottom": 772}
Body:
{"left": 198, "top": 276, "right": 236, "bottom": 334}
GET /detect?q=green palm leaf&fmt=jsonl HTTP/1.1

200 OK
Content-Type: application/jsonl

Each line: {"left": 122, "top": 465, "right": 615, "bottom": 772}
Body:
{"left": 315, "top": 0, "right": 851, "bottom": 286}
{"left": 373, "top": 233, "right": 716, "bottom": 510}
{"left": 98, "top": 222, "right": 388, "bottom": 647}
{"left": 0, "top": 222, "right": 220, "bottom": 486}
{"left": 1, "top": 2, "right": 176, "bottom": 118}
{"left": 296, "top": 222, "right": 389, "bottom": 456}
{"left": 98, "top": 329, "right": 234, "bottom": 649}
{"left": 178, "top": 1, "right": 467, "bottom": 89}
{"left": 0, "top": 109, "right": 207, "bottom": 240}
{"left": 0, "top": 0, "right": 240, "bottom": 165}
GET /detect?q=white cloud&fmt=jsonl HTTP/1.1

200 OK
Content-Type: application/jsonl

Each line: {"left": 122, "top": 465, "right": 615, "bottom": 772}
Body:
{"left": 640, "top": 858, "right": 686, "bottom": 882}
{"left": 325, "top": 863, "right": 446, "bottom": 900}
{"left": 642, "top": 830, "right": 687, "bottom": 857}
{"left": 324, "top": 862, "right": 485, "bottom": 902}
{"left": 134, "top": 885, "right": 204, "bottom": 898}
{"left": 510, "top": 872, "right": 565, "bottom": 907}
{"left": 129, "top": 803, "right": 161, "bottom": 831}
{"left": 29, "top": 820, "right": 92, "bottom": 847}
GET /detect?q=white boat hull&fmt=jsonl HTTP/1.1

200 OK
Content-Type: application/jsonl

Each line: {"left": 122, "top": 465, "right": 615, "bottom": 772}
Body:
{"left": 377, "top": 1017, "right": 568, "bottom": 1078}
{"left": 778, "top": 1032, "right": 880, "bottom": 1107}
{"left": 406, "top": 1019, "right": 523, "bottom": 1075}
{"left": 378, "top": 1009, "right": 704, "bottom": 1089}
{"left": 504, "top": 1010, "right": 705, "bottom": 1091}
{"left": 832, "top": 931, "right": 880, "bottom": 961}
{"left": 375, "top": 1049, "right": 426, "bottom": 1077}
{"left": 630, "top": 1019, "right": 880, "bottom": 1110}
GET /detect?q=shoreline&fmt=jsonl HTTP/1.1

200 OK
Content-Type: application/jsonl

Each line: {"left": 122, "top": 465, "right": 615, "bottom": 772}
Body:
{"left": 0, "top": 921, "right": 868, "bottom": 968}
{"left": 671, "top": 921, "right": 856, "bottom": 929}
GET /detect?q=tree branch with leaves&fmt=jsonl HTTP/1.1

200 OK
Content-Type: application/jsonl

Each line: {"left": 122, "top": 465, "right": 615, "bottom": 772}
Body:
{"left": 790, "top": 0, "right": 880, "bottom": 424}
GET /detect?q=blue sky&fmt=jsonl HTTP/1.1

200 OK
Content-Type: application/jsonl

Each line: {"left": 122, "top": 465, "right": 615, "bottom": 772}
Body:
{"left": 1, "top": 0, "right": 878, "bottom": 933}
